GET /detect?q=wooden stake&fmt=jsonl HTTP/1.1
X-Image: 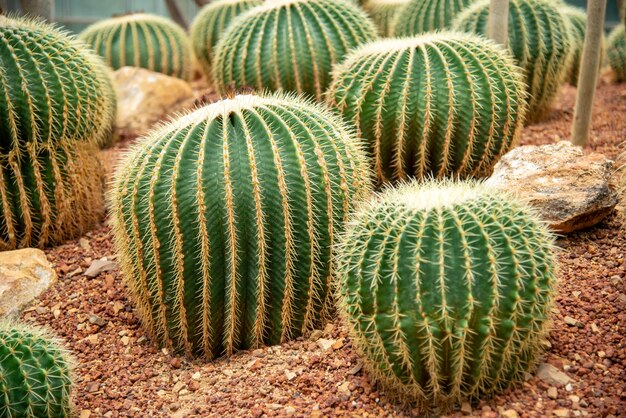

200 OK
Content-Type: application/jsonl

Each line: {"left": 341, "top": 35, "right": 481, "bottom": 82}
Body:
{"left": 488, "top": 0, "right": 509, "bottom": 46}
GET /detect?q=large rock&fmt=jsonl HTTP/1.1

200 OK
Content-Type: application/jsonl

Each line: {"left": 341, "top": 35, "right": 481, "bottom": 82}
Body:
{"left": 0, "top": 249, "right": 57, "bottom": 318}
{"left": 113, "top": 67, "right": 195, "bottom": 137}
{"left": 486, "top": 141, "right": 618, "bottom": 233}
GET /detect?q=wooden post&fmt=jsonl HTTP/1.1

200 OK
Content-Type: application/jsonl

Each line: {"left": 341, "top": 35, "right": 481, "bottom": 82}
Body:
{"left": 571, "top": 0, "right": 607, "bottom": 147}
{"left": 488, "top": 0, "right": 509, "bottom": 46}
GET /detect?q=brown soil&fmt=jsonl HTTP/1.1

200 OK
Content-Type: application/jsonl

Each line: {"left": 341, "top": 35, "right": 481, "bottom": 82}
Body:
{"left": 21, "top": 80, "right": 626, "bottom": 418}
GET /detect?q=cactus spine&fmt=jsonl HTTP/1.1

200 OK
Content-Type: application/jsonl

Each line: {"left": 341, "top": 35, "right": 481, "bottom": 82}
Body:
{"left": 364, "top": 0, "right": 410, "bottom": 37}
{"left": 0, "top": 322, "right": 74, "bottom": 418}
{"left": 190, "top": 0, "right": 263, "bottom": 78}
{"left": 326, "top": 32, "right": 527, "bottom": 184}
{"left": 111, "top": 93, "right": 371, "bottom": 360}
{"left": 80, "top": 13, "right": 193, "bottom": 80}
{"left": 336, "top": 180, "right": 558, "bottom": 409}
{"left": 212, "top": 0, "right": 379, "bottom": 101}
{"left": 0, "top": 16, "right": 109, "bottom": 250}
{"left": 454, "top": 0, "right": 572, "bottom": 123}
{"left": 607, "top": 24, "right": 626, "bottom": 82}
{"left": 393, "top": 0, "right": 477, "bottom": 36}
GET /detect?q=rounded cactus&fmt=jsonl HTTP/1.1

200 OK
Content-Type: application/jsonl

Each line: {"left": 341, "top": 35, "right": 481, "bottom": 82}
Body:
{"left": 0, "top": 322, "right": 74, "bottom": 418}
{"left": 212, "top": 0, "right": 379, "bottom": 101}
{"left": 111, "top": 93, "right": 371, "bottom": 360}
{"left": 364, "top": 0, "right": 410, "bottom": 37}
{"left": 80, "top": 13, "right": 193, "bottom": 80}
{"left": 562, "top": 5, "right": 591, "bottom": 86}
{"left": 336, "top": 180, "right": 557, "bottom": 409}
{"left": 454, "top": 0, "right": 572, "bottom": 123}
{"left": 190, "top": 0, "right": 263, "bottom": 78}
{"left": 326, "top": 32, "right": 527, "bottom": 184}
{"left": 393, "top": 0, "right": 477, "bottom": 36}
{"left": 607, "top": 24, "right": 626, "bottom": 82}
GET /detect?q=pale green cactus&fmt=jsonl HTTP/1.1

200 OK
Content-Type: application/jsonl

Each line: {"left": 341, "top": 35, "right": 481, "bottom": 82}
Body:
{"left": 393, "top": 0, "right": 478, "bottom": 36}
{"left": 364, "top": 0, "right": 410, "bottom": 37}
{"left": 607, "top": 24, "right": 626, "bottom": 82}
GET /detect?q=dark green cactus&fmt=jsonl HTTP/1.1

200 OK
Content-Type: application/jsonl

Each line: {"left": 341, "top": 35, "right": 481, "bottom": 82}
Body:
{"left": 454, "top": 0, "right": 572, "bottom": 123}
{"left": 336, "top": 180, "right": 558, "bottom": 409}
{"left": 212, "top": 0, "right": 379, "bottom": 101}
{"left": 190, "top": 0, "right": 263, "bottom": 79}
{"left": 80, "top": 13, "right": 193, "bottom": 80}
{"left": 111, "top": 93, "right": 371, "bottom": 360}
{"left": 326, "top": 32, "right": 527, "bottom": 184}
{"left": 393, "top": 0, "right": 477, "bottom": 36}
{"left": 0, "top": 322, "right": 74, "bottom": 418}
{"left": 607, "top": 24, "right": 626, "bottom": 82}
{"left": 364, "top": 0, "right": 410, "bottom": 37}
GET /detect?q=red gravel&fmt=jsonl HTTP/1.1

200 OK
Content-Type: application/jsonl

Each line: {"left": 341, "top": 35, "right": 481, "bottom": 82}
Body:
{"left": 20, "top": 80, "right": 626, "bottom": 417}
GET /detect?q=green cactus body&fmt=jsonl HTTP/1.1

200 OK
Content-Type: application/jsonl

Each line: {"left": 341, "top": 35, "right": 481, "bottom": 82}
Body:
{"left": 326, "top": 32, "right": 527, "bottom": 184}
{"left": 190, "top": 0, "right": 263, "bottom": 79}
{"left": 111, "top": 93, "right": 371, "bottom": 360}
{"left": 454, "top": 0, "right": 571, "bottom": 123}
{"left": 608, "top": 24, "right": 626, "bottom": 82}
{"left": 212, "top": 0, "right": 379, "bottom": 101}
{"left": 336, "top": 180, "right": 557, "bottom": 409}
{"left": 80, "top": 13, "right": 193, "bottom": 80}
{"left": 562, "top": 6, "right": 589, "bottom": 86}
{"left": 0, "top": 323, "right": 74, "bottom": 418}
{"left": 364, "top": 0, "right": 410, "bottom": 37}
{"left": 393, "top": 0, "right": 477, "bottom": 36}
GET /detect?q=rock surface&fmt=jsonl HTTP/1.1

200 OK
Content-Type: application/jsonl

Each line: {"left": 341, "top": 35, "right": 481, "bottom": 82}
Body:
{"left": 0, "top": 249, "right": 57, "bottom": 317}
{"left": 536, "top": 363, "right": 573, "bottom": 386}
{"left": 486, "top": 141, "right": 618, "bottom": 233}
{"left": 112, "top": 67, "right": 195, "bottom": 137}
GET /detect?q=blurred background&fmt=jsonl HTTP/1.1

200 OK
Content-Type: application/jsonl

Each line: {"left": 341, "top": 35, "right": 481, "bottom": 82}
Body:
{"left": 0, "top": 0, "right": 624, "bottom": 33}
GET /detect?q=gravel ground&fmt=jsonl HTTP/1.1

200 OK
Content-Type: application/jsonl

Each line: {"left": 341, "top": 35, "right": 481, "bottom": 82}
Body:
{"left": 20, "top": 79, "right": 626, "bottom": 418}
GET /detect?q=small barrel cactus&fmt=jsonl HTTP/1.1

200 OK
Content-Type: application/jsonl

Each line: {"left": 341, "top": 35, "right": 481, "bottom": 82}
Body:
{"left": 326, "top": 32, "right": 527, "bottom": 184}
{"left": 454, "top": 0, "right": 571, "bottom": 123}
{"left": 336, "top": 180, "right": 558, "bottom": 409}
{"left": 607, "top": 24, "right": 626, "bottom": 82}
{"left": 393, "top": 0, "right": 477, "bottom": 36}
{"left": 364, "top": 0, "right": 410, "bottom": 37}
{"left": 190, "top": 0, "right": 263, "bottom": 78}
{"left": 111, "top": 93, "right": 371, "bottom": 360}
{"left": 80, "top": 13, "right": 193, "bottom": 80}
{"left": 0, "top": 322, "right": 74, "bottom": 418}
{"left": 212, "top": 0, "right": 379, "bottom": 101}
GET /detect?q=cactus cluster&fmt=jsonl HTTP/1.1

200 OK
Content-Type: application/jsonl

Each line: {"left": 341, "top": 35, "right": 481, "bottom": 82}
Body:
{"left": 0, "top": 322, "right": 74, "bottom": 418}
{"left": 336, "top": 180, "right": 558, "bottom": 409}
{"left": 454, "top": 0, "right": 571, "bottom": 123}
{"left": 190, "top": 0, "right": 262, "bottom": 79}
{"left": 562, "top": 5, "right": 589, "bottom": 86}
{"left": 608, "top": 24, "right": 626, "bottom": 82}
{"left": 80, "top": 13, "right": 193, "bottom": 80}
{"left": 0, "top": 15, "right": 109, "bottom": 250}
{"left": 363, "top": 0, "right": 410, "bottom": 37}
{"left": 393, "top": 0, "right": 477, "bottom": 36}
{"left": 326, "top": 32, "right": 527, "bottom": 184}
{"left": 111, "top": 93, "right": 371, "bottom": 359}
{"left": 212, "top": 0, "right": 378, "bottom": 101}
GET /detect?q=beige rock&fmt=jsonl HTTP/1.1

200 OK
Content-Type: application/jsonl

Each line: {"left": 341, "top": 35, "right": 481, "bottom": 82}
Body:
{"left": 486, "top": 141, "right": 617, "bottom": 233}
{"left": 0, "top": 249, "right": 57, "bottom": 318}
{"left": 537, "top": 363, "right": 573, "bottom": 386}
{"left": 112, "top": 67, "right": 194, "bottom": 137}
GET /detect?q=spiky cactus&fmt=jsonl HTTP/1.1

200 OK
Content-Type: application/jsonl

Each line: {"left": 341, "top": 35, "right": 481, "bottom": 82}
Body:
{"left": 336, "top": 180, "right": 558, "bottom": 409}
{"left": 364, "top": 0, "right": 410, "bottom": 37}
{"left": 326, "top": 32, "right": 527, "bottom": 184}
{"left": 454, "top": 0, "right": 572, "bottom": 123}
{"left": 563, "top": 5, "right": 591, "bottom": 85}
{"left": 80, "top": 13, "right": 193, "bottom": 80}
{"left": 607, "top": 24, "right": 626, "bottom": 82}
{"left": 0, "top": 322, "right": 74, "bottom": 418}
{"left": 111, "top": 93, "right": 371, "bottom": 360}
{"left": 393, "top": 0, "right": 477, "bottom": 36}
{"left": 190, "top": 0, "right": 263, "bottom": 78}
{"left": 212, "top": 0, "right": 378, "bottom": 101}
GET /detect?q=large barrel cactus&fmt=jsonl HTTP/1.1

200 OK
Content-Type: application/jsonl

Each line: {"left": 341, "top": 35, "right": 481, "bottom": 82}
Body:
{"left": 336, "top": 180, "right": 558, "bottom": 409}
{"left": 0, "top": 16, "right": 109, "bottom": 250}
{"left": 111, "top": 93, "right": 371, "bottom": 360}
{"left": 454, "top": 0, "right": 571, "bottom": 123}
{"left": 190, "top": 0, "right": 262, "bottom": 78}
{"left": 326, "top": 33, "right": 527, "bottom": 184}
{"left": 364, "top": 0, "right": 410, "bottom": 37}
{"left": 393, "top": 0, "right": 477, "bottom": 36}
{"left": 607, "top": 24, "right": 626, "bottom": 82}
{"left": 212, "top": 0, "right": 379, "bottom": 101}
{"left": 80, "top": 13, "right": 193, "bottom": 80}
{"left": 0, "top": 322, "right": 74, "bottom": 418}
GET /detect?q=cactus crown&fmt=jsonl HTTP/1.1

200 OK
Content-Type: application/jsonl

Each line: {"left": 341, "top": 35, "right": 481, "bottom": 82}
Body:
{"left": 80, "top": 13, "right": 192, "bottom": 80}
{"left": 393, "top": 0, "right": 477, "bottom": 36}
{"left": 607, "top": 24, "right": 626, "bottom": 82}
{"left": 212, "top": 0, "right": 379, "bottom": 100}
{"left": 336, "top": 179, "right": 558, "bottom": 409}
